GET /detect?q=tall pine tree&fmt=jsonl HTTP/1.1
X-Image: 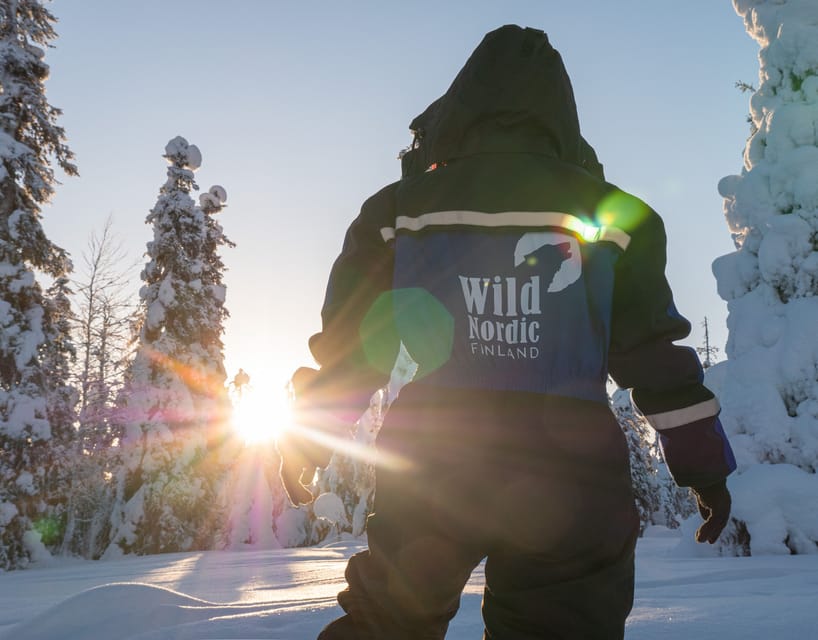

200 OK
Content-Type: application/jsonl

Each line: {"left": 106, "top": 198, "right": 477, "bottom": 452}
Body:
{"left": 106, "top": 138, "right": 233, "bottom": 556}
{"left": 0, "top": 0, "right": 77, "bottom": 570}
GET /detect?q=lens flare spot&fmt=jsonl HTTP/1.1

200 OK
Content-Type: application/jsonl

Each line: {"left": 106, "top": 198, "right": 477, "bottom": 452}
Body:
{"left": 360, "top": 288, "right": 454, "bottom": 379}
{"left": 596, "top": 189, "right": 651, "bottom": 232}
{"left": 579, "top": 223, "right": 601, "bottom": 243}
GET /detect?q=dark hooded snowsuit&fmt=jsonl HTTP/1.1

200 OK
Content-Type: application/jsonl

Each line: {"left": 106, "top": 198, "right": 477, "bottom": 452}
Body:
{"left": 307, "top": 25, "right": 735, "bottom": 640}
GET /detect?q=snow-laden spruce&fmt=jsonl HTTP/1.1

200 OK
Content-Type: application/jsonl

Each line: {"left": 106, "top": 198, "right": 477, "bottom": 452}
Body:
{"left": 0, "top": 0, "right": 77, "bottom": 570}
{"left": 712, "top": 0, "right": 818, "bottom": 555}
{"left": 105, "top": 138, "right": 234, "bottom": 556}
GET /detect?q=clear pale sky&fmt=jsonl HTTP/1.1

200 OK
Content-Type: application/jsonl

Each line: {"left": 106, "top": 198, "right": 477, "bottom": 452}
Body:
{"left": 41, "top": 1, "right": 759, "bottom": 396}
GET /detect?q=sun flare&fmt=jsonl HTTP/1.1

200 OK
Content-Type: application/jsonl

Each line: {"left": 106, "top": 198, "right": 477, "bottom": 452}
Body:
{"left": 230, "top": 386, "right": 291, "bottom": 444}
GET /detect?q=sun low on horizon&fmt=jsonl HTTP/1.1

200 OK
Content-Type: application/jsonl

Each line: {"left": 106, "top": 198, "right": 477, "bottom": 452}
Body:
{"left": 229, "top": 374, "right": 293, "bottom": 444}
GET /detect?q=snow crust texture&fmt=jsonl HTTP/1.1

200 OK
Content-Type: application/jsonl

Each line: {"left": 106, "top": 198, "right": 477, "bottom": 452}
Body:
{"left": 1, "top": 535, "right": 817, "bottom": 640}
{"left": 713, "top": 0, "right": 818, "bottom": 555}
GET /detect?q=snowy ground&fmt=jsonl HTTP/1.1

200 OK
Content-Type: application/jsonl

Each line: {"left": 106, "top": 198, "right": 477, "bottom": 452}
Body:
{"left": 1, "top": 526, "right": 817, "bottom": 640}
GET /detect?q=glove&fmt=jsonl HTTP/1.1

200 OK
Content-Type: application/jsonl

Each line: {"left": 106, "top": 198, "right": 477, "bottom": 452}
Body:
{"left": 276, "top": 367, "right": 349, "bottom": 506}
{"left": 277, "top": 428, "right": 325, "bottom": 507}
{"left": 691, "top": 479, "right": 732, "bottom": 544}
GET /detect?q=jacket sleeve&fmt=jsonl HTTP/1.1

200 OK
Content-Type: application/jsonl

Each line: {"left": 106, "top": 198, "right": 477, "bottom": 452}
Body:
{"left": 303, "top": 183, "right": 400, "bottom": 423}
{"left": 608, "top": 205, "right": 736, "bottom": 488}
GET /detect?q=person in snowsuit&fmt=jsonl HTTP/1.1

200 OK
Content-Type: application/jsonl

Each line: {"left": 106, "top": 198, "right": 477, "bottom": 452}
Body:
{"left": 278, "top": 25, "right": 736, "bottom": 640}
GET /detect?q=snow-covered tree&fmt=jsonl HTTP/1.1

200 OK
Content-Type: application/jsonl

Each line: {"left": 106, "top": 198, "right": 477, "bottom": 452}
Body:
{"left": 696, "top": 317, "right": 720, "bottom": 370}
{"left": 713, "top": 0, "right": 818, "bottom": 555}
{"left": 0, "top": 0, "right": 77, "bottom": 570}
{"left": 38, "top": 275, "right": 78, "bottom": 547}
{"left": 106, "top": 138, "right": 233, "bottom": 556}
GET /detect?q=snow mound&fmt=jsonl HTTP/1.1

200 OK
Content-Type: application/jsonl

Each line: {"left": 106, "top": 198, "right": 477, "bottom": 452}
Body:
{"left": 4, "top": 581, "right": 336, "bottom": 640}
{"left": 313, "top": 492, "right": 347, "bottom": 525}
{"left": 730, "top": 463, "right": 818, "bottom": 555}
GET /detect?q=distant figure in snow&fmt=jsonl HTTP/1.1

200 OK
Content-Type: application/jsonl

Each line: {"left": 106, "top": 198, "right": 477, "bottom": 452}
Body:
{"left": 230, "top": 368, "right": 250, "bottom": 396}
{"left": 278, "top": 25, "right": 736, "bottom": 640}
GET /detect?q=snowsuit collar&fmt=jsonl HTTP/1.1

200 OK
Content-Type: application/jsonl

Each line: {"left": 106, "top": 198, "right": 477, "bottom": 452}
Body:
{"left": 401, "top": 25, "right": 603, "bottom": 179}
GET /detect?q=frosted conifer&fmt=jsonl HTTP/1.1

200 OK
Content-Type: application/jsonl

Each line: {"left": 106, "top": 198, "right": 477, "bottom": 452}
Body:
{"left": 106, "top": 138, "right": 233, "bottom": 556}
{"left": 713, "top": 0, "right": 818, "bottom": 554}
{"left": 0, "top": 0, "right": 77, "bottom": 570}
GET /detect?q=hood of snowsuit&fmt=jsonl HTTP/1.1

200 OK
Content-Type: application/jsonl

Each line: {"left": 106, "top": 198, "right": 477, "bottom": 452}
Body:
{"left": 401, "top": 24, "right": 603, "bottom": 179}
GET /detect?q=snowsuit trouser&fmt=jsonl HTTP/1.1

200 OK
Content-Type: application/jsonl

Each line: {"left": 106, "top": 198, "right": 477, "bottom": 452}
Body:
{"left": 317, "top": 386, "right": 640, "bottom": 640}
